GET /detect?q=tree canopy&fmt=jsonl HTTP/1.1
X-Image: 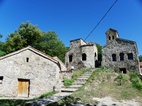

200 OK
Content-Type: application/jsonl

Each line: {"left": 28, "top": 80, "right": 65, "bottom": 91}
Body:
{"left": 139, "top": 55, "right": 142, "bottom": 62}
{"left": 3, "top": 22, "right": 68, "bottom": 62}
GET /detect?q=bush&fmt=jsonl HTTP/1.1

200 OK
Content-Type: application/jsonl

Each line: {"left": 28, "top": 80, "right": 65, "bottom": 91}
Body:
{"left": 63, "top": 78, "right": 74, "bottom": 86}
{"left": 115, "top": 74, "right": 128, "bottom": 86}
{"left": 129, "top": 72, "right": 142, "bottom": 91}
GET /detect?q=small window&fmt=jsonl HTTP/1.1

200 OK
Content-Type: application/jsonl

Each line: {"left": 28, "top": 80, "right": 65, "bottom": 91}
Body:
{"left": 82, "top": 53, "right": 87, "bottom": 61}
{"left": 26, "top": 57, "right": 29, "bottom": 62}
{"left": 120, "top": 53, "right": 124, "bottom": 61}
{"left": 127, "top": 53, "right": 133, "bottom": 60}
{"left": 69, "top": 55, "right": 72, "bottom": 62}
{"left": 95, "top": 52, "right": 96, "bottom": 57}
{"left": 109, "top": 36, "right": 111, "bottom": 40}
{"left": 0, "top": 76, "right": 3, "bottom": 84}
{"left": 112, "top": 54, "right": 116, "bottom": 61}
{"left": 119, "top": 68, "right": 127, "bottom": 74}
{"left": 112, "top": 36, "right": 114, "bottom": 39}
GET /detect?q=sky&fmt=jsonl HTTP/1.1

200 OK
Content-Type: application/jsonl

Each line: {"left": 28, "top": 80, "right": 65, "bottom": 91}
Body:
{"left": 0, "top": 0, "right": 142, "bottom": 55}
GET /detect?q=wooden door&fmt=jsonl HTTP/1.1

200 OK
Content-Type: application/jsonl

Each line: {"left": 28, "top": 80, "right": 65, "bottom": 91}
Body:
{"left": 18, "top": 79, "right": 30, "bottom": 97}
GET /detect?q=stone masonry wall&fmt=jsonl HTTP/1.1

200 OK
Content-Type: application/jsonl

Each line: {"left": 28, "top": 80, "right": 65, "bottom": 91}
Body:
{"left": 0, "top": 49, "right": 61, "bottom": 98}
{"left": 102, "top": 39, "right": 139, "bottom": 73}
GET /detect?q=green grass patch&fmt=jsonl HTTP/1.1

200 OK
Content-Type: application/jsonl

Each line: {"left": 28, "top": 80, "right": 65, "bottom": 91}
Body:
{"left": 71, "top": 68, "right": 142, "bottom": 104}
{"left": 63, "top": 68, "right": 92, "bottom": 86}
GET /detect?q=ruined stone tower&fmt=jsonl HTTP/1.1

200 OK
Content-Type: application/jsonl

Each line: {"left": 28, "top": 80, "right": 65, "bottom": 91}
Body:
{"left": 65, "top": 38, "right": 98, "bottom": 70}
{"left": 102, "top": 28, "right": 140, "bottom": 73}
{"left": 106, "top": 28, "right": 119, "bottom": 44}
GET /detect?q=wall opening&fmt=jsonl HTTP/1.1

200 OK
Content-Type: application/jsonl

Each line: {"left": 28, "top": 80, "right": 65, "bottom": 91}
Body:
{"left": 69, "top": 55, "right": 73, "bottom": 62}
{"left": 119, "top": 68, "right": 127, "bottom": 74}
{"left": 26, "top": 57, "right": 29, "bottom": 62}
{"left": 127, "top": 53, "right": 133, "bottom": 60}
{"left": 120, "top": 53, "right": 124, "bottom": 61}
{"left": 109, "top": 36, "right": 111, "bottom": 40}
{"left": 0, "top": 76, "right": 3, "bottom": 84}
{"left": 18, "top": 79, "right": 30, "bottom": 97}
{"left": 95, "top": 52, "right": 96, "bottom": 57}
{"left": 82, "top": 53, "right": 87, "bottom": 61}
{"left": 112, "top": 54, "right": 116, "bottom": 61}
{"left": 112, "top": 36, "right": 114, "bottom": 39}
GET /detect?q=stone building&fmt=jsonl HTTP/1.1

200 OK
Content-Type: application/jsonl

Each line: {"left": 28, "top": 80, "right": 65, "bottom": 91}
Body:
{"left": 0, "top": 46, "right": 63, "bottom": 98}
{"left": 102, "top": 28, "right": 140, "bottom": 73}
{"left": 65, "top": 38, "right": 98, "bottom": 70}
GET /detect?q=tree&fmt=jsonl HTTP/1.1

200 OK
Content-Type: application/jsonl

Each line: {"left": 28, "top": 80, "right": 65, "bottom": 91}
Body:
{"left": 96, "top": 43, "right": 102, "bottom": 67}
{"left": 5, "top": 22, "right": 43, "bottom": 53}
{"left": 139, "top": 55, "right": 142, "bottom": 62}
{"left": 4, "top": 22, "right": 68, "bottom": 62}
{"left": 0, "top": 41, "right": 6, "bottom": 56}
{"left": 0, "top": 34, "right": 2, "bottom": 38}
{"left": 37, "top": 31, "right": 68, "bottom": 62}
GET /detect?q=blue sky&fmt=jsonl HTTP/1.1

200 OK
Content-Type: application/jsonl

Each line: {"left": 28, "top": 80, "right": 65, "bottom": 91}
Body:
{"left": 0, "top": 0, "right": 142, "bottom": 55}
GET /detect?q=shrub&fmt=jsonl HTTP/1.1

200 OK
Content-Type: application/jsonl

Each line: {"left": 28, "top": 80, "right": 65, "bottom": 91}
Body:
{"left": 115, "top": 74, "right": 128, "bottom": 86}
{"left": 129, "top": 72, "right": 142, "bottom": 91}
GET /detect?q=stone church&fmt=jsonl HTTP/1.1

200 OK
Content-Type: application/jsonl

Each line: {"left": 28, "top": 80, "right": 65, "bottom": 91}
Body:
{"left": 65, "top": 38, "right": 98, "bottom": 70}
{"left": 102, "top": 28, "right": 140, "bottom": 73}
{"left": 0, "top": 46, "right": 63, "bottom": 98}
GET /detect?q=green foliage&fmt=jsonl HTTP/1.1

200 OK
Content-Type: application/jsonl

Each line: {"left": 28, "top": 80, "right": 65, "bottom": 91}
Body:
{"left": 5, "top": 22, "right": 43, "bottom": 53}
{"left": 63, "top": 68, "right": 91, "bottom": 86}
{"left": 0, "top": 100, "right": 30, "bottom": 106}
{"left": 115, "top": 73, "right": 128, "bottom": 86}
{"left": 37, "top": 31, "right": 68, "bottom": 62}
{"left": 0, "top": 50, "right": 6, "bottom": 56}
{"left": 96, "top": 43, "right": 102, "bottom": 67}
{"left": 139, "top": 55, "right": 142, "bottom": 62}
{"left": 38, "top": 91, "right": 56, "bottom": 99}
{"left": 0, "top": 41, "right": 6, "bottom": 56}
{"left": 0, "top": 34, "right": 2, "bottom": 38}
{"left": 4, "top": 22, "right": 68, "bottom": 62}
{"left": 129, "top": 72, "right": 142, "bottom": 90}
{"left": 63, "top": 78, "right": 74, "bottom": 86}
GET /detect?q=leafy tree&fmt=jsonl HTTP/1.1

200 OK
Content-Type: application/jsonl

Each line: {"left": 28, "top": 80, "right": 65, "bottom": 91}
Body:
{"left": 0, "top": 34, "right": 2, "bottom": 38}
{"left": 139, "top": 55, "right": 142, "bottom": 62}
{"left": 37, "top": 31, "right": 68, "bottom": 62}
{"left": 5, "top": 22, "right": 43, "bottom": 53}
{"left": 4, "top": 22, "right": 67, "bottom": 62}
{"left": 0, "top": 34, "right": 6, "bottom": 56}
{"left": 95, "top": 43, "right": 102, "bottom": 67}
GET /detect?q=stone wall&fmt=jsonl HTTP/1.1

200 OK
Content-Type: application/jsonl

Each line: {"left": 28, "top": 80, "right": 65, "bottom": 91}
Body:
{"left": 65, "top": 39, "right": 98, "bottom": 70}
{"left": 102, "top": 38, "right": 139, "bottom": 73}
{"left": 0, "top": 49, "right": 62, "bottom": 98}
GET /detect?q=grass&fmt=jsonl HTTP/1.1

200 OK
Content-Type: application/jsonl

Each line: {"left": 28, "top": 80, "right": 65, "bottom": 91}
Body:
{"left": 0, "top": 91, "right": 57, "bottom": 106}
{"left": 63, "top": 68, "right": 92, "bottom": 86}
{"left": 71, "top": 68, "right": 142, "bottom": 104}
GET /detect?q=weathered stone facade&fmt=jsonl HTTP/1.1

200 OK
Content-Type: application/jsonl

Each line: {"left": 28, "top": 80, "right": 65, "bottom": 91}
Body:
{"left": 102, "top": 28, "right": 140, "bottom": 73}
{"left": 0, "top": 46, "right": 63, "bottom": 98}
{"left": 65, "top": 38, "right": 98, "bottom": 70}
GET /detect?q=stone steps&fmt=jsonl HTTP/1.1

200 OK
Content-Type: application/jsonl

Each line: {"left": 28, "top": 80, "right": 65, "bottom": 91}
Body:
{"left": 25, "top": 69, "right": 95, "bottom": 106}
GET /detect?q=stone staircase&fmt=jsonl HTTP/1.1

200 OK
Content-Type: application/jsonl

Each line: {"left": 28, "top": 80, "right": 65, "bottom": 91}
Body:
{"left": 25, "top": 69, "right": 94, "bottom": 106}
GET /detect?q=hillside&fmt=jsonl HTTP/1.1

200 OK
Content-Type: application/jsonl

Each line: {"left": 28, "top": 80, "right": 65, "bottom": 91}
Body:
{"left": 71, "top": 68, "right": 142, "bottom": 105}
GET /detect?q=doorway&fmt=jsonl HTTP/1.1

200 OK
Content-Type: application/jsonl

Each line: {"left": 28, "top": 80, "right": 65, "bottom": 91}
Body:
{"left": 119, "top": 68, "right": 127, "bottom": 74}
{"left": 18, "top": 79, "right": 30, "bottom": 97}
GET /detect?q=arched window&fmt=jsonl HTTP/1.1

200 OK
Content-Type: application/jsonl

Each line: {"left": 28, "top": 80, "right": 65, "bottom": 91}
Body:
{"left": 112, "top": 54, "right": 116, "bottom": 61}
{"left": 127, "top": 53, "right": 133, "bottom": 60}
{"left": 120, "top": 53, "right": 124, "bottom": 61}
{"left": 69, "top": 55, "right": 73, "bottom": 62}
{"left": 82, "top": 53, "right": 87, "bottom": 61}
{"left": 112, "top": 36, "right": 114, "bottom": 39}
{"left": 109, "top": 36, "right": 111, "bottom": 40}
